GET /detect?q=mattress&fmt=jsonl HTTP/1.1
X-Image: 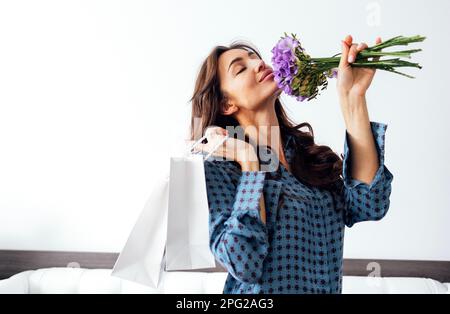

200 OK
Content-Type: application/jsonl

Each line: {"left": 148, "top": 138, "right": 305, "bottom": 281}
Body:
{"left": 0, "top": 267, "right": 448, "bottom": 294}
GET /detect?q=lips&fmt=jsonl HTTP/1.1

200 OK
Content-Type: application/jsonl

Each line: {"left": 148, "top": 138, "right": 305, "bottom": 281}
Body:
{"left": 259, "top": 69, "right": 274, "bottom": 83}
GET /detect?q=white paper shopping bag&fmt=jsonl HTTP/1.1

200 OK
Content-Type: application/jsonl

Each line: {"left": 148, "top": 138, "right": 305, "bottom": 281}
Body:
{"left": 165, "top": 134, "right": 228, "bottom": 271}
{"left": 165, "top": 153, "right": 216, "bottom": 270}
{"left": 112, "top": 134, "right": 228, "bottom": 285}
{"left": 111, "top": 171, "right": 170, "bottom": 288}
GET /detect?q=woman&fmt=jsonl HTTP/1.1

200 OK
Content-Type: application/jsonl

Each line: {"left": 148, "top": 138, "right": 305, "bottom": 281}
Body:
{"left": 189, "top": 35, "right": 394, "bottom": 294}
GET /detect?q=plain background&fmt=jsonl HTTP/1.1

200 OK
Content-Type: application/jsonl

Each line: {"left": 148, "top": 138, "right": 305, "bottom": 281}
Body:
{"left": 0, "top": 0, "right": 449, "bottom": 261}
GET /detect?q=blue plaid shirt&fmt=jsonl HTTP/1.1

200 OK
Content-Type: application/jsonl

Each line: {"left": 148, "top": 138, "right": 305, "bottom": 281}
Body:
{"left": 203, "top": 122, "right": 394, "bottom": 294}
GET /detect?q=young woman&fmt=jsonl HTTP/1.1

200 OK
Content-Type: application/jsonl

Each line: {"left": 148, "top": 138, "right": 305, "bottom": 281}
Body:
{"left": 189, "top": 35, "right": 393, "bottom": 294}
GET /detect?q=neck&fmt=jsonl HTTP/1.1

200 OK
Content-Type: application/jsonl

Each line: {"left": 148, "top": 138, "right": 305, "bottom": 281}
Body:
{"left": 236, "top": 100, "right": 286, "bottom": 164}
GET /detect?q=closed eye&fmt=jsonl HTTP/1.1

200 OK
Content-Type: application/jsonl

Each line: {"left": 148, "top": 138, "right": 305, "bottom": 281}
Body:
{"left": 236, "top": 67, "right": 246, "bottom": 75}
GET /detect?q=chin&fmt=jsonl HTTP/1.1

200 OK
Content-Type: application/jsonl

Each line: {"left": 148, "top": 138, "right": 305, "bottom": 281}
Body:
{"left": 257, "top": 85, "right": 282, "bottom": 106}
{"left": 270, "top": 85, "right": 282, "bottom": 98}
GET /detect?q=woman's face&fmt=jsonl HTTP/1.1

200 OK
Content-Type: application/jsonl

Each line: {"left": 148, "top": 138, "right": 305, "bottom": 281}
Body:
{"left": 218, "top": 48, "right": 281, "bottom": 115}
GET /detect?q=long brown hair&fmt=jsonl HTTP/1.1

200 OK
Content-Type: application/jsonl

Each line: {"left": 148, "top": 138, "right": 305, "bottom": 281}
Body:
{"left": 189, "top": 41, "right": 343, "bottom": 191}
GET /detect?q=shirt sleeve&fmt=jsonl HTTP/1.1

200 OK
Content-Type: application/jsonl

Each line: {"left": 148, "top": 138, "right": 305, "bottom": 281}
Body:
{"left": 340, "top": 121, "right": 394, "bottom": 227}
{"left": 203, "top": 160, "right": 269, "bottom": 284}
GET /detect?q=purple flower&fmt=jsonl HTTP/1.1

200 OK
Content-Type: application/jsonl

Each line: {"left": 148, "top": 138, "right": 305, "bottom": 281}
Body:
{"left": 326, "top": 68, "right": 338, "bottom": 79}
{"left": 271, "top": 35, "right": 301, "bottom": 95}
{"left": 271, "top": 33, "right": 334, "bottom": 102}
{"left": 283, "top": 84, "right": 292, "bottom": 94}
{"left": 296, "top": 95, "right": 308, "bottom": 102}
{"left": 332, "top": 69, "right": 338, "bottom": 78}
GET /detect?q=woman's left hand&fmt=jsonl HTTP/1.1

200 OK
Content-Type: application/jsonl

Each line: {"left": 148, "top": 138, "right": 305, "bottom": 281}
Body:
{"left": 337, "top": 35, "right": 382, "bottom": 98}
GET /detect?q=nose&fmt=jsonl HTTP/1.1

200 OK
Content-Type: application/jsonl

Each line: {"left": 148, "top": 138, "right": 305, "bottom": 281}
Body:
{"left": 255, "top": 59, "right": 267, "bottom": 73}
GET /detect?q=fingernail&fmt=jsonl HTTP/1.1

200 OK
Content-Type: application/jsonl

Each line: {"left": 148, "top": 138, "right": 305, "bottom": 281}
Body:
{"left": 348, "top": 55, "right": 354, "bottom": 63}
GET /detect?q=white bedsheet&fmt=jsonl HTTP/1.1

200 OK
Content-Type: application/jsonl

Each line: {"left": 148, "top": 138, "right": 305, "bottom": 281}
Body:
{"left": 0, "top": 267, "right": 448, "bottom": 294}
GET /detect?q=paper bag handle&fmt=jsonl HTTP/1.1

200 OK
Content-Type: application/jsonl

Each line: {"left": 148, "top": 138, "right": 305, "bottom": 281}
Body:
{"left": 188, "top": 134, "right": 229, "bottom": 161}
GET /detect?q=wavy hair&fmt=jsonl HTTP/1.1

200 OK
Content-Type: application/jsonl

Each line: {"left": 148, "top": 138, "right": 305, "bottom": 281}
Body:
{"left": 189, "top": 41, "right": 343, "bottom": 191}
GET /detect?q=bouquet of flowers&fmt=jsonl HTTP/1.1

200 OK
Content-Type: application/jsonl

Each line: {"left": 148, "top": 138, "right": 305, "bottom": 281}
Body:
{"left": 271, "top": 33, "right": 426, "bottom": 102}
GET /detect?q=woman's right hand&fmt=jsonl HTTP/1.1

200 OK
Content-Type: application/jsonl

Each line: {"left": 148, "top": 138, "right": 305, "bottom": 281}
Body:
{"left": 196, "top": 126, "right": 265, "bottom": 223}
{"left": 193, "top": 126, "right": 259, "bottom": 170}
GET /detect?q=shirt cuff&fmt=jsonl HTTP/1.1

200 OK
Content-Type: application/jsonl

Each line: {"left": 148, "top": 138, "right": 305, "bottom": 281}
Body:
{"left": 342, "top": 121, "right": 388, "bottom": 190}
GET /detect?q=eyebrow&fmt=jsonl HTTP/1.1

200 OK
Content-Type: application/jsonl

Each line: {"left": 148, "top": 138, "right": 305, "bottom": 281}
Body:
{"left": 227, "top": 50, "right": 256, "bottom": 73}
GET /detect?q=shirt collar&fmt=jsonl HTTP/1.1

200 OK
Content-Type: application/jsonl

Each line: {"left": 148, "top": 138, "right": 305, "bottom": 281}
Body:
{"left": 284, "top": 132, "right": 294, "bottom": 149}
{"left": 283, "top": 132, "right": 296, "bottom": 165}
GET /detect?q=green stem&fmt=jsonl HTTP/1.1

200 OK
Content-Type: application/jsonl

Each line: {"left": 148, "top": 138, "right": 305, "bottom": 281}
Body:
{"left": 300, "top": 35, "right": 425, "bottom": 79}
{"left": 368, "top": 35, "right": 426, "bottom": 51}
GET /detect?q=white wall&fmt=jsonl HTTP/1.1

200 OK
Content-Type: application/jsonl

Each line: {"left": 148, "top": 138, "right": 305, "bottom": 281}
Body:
{"left": 0, "top": 0, "right": 449, "bottom": 260}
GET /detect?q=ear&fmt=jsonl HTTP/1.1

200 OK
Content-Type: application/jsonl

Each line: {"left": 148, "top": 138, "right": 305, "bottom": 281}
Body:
{"left": 221, "top": 102, "right": 239, "bottom": 116}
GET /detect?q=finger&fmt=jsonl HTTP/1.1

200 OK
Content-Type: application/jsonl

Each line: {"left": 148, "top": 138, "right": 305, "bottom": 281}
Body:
{"left": 347, "top": 43, "right": 359, "bottom": 63}
{"left": 192, "top": 142, "right": 205, "bottom": 153}
{"left": 344, "top": 34, "right": 353, "bottom": 46}
{"left": 195, "top": 141, "right": 224, "bottom": 156}
{"left": 356, "top": 42, "right": 369, "bottom": 61}
{"left": 204, "top": 126, "right": 227, "bottom": 137}
{"left": 356, "top": 42, "right": 368, "bottom": 52}
{"left": 204, "top": 129, "right": 228, "bottom": 152}
{"left": 202, "top": 144, "right": 222, "bottom": 157}
{"left": 339, "top": 38, "right": 351, "bottom": 69}
{"left": 373, "top": 37, "right": 382, "bottom": 62}
{"left": 212, "top": 127, "right": 228, "bottom": 136}
{"left": 205, "top": 132, "right": 226, "bottom": 148}
{"left": 204, "top": 126, "right": 219, "bottom": 137}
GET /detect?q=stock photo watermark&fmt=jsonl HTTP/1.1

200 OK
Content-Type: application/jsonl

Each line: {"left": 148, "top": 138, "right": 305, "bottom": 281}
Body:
{"left": 366, "top": 261, "right": 382, "bottom": 287}
{"left": 190, "top": 117, "right": 283, "bottom": 172}
{"left": 366, "top": 1, "right": 382, "bottom": 27}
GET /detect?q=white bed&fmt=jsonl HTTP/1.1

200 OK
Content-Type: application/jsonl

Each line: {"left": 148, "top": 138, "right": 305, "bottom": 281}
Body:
{"left": 0, "top": 267, "right": 448, "bottom": 294}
